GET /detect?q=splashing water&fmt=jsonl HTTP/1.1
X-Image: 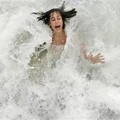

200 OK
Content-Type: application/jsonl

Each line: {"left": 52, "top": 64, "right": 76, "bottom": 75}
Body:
{"left": 0, "top": 0, "right": 120, "bottom": 120}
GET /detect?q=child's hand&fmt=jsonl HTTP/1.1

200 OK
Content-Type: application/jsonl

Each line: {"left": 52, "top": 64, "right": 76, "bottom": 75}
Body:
{"left": 88, "top": 53, "right": 105, "bottom": 64}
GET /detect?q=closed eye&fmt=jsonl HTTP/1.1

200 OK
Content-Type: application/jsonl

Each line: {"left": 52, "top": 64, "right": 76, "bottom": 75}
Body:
{"left": 57, "top": 17, "right": 61, "bottom": 20}
{"left": 51, "top": 18, "right": 55, "bottom": 21}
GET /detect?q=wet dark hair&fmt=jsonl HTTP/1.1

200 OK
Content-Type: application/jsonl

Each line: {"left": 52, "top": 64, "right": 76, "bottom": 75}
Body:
{"left": 32, "top": 1, "right": 77, "bottom": 29}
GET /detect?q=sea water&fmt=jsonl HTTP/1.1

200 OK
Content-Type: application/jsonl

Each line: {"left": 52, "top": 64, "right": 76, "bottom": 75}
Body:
{"left": 0, "top": 0, "right": 120, "bottom": 120}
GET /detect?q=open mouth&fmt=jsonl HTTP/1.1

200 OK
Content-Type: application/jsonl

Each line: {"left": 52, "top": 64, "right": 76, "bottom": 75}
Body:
{"left": 55, "top": 25, "right": 60, "bottom": 28}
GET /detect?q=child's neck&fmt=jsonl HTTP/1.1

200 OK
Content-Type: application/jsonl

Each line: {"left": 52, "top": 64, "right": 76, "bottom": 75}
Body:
{"left": 51, "top": 30, "right": 66, "bottom": 45}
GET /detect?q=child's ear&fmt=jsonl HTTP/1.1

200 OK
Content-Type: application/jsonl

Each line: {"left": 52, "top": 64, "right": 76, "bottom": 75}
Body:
{"left": 49, "top": 25, "right": 53, "bottom": 31}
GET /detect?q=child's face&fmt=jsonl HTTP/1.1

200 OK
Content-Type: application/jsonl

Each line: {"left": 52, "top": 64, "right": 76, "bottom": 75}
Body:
{"left": 49, "top": 11, "right": 63, "bottom": 33}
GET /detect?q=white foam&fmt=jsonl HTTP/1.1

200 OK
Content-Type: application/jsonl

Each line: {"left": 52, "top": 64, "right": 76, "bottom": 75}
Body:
{"left": 0, "top": 0, "right": 120, "bottom": 120}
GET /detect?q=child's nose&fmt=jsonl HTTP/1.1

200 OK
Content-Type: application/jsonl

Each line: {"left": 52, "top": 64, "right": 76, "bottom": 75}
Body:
{"left": 55, "top": 19, "right": 59, "bottom": 23}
